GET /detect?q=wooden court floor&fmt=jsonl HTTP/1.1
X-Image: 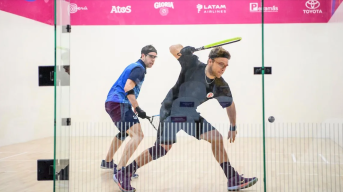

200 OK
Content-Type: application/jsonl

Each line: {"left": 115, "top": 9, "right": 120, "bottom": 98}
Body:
{"left": 1, "top": 136, "right": 342, "bottom": 192}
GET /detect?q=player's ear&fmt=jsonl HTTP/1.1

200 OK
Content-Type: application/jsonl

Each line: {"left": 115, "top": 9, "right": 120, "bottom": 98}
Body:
{"left": 207, "top": 58, "right": 213, "bottom": 65}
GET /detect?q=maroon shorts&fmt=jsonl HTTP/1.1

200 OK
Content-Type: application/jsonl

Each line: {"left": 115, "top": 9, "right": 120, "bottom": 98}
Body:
{"left": 105, "top": 101, "right": 140, "bottom": 132}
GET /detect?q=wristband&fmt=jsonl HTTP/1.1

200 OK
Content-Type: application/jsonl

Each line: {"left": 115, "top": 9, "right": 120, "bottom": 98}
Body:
{"left": 230, "top": 125, "right": 236, "bottom": 131}
{"left": 127, "top": 89, "right": 135, "bottom": 95}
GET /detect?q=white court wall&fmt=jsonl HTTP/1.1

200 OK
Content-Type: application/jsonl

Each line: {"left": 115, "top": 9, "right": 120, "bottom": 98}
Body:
{"left": 70, "top": 23, "right": 343, "bottom": 136}
{"left": 0, "top": 11, "right": 54, "bottom": 147}
{"left": 1, "top": 7, "right": 343, "bottom": 146}
{"left": 327, "top": 3, "right": 343, "bottom": 147}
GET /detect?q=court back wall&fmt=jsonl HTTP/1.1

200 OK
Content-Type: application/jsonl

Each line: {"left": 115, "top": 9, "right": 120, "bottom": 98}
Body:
{"left": 0, "top": 11, "right": 54, "bottom": 147}
{"left": 0, "top": 5, "right": 342, "bottom": 147}
{"left": 69, "top": 22, "right": 343, "bottom": 133}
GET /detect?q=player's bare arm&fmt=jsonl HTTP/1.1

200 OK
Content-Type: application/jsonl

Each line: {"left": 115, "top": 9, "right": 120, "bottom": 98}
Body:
{"left": 226, "top": 101, "right": 237, "bottom": 143}
{"left": 169, "top": 44, "right": 183, "bottom": 59}
{"left": 226, "top": 101, "right": 236, "bottom": 126}
{"left": 124, "top": 79, "right": 147, "bottom": 118}
{"left": 124, "top": 79, "right": 136, "bottom": 92}
{"left": 124, "top": 79, "right": 138, "bottom": 109}
{"left": 127, "top": 95, "right": 138, "bottom": 110}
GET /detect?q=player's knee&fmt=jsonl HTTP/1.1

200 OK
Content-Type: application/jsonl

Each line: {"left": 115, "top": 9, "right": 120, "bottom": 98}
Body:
{"left": 212, "top": 136, "right": 225, "bottom": 147}
{"left": 127, "top": 126, "right": 144, "bottom": 141}
{"left": 161, "top": 144, "right": 172, "bottom": 152}
{"left": 204, "top": 132, "right": 224, "bottom": 144}
{"left": 148, "top": 143, "right": 169, "bottom": 160}
{"left": 137, "top": 133, "right": 144, "bottom": 142}
{"left": 209, "top": 130, "right": 223, "bottom": 140}
{"left": 115, "top": 132, "right": 128, "bottom": 141}
{"left": 211, "top": 134, "right": 224, "bottom": 143}
{"left": 216, "top": 134, "right": 224, "bottom": 141}
{"left": 133, "top": 131, "right": 144, "bottom": 142}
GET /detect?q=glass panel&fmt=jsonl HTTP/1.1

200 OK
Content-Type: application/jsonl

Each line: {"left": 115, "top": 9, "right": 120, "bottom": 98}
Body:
{"left": 264, "top": 0, "right": 343, "bottom": 191}
{"left": 54, "top": 0, "right": 70, "bottom": 191}
{"left": 62, "top": 0, "right": 265, "bottom": 191}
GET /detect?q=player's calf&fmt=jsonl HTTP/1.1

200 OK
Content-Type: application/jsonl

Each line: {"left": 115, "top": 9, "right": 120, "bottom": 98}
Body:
{"left": 148, "top": 143, "right": 170, "bottom": 160}
{"left": 100, "top": 159, "right": 114, "bottom": 169}
{"left": 118, "top": 143, "right": 170, "bottom": 181}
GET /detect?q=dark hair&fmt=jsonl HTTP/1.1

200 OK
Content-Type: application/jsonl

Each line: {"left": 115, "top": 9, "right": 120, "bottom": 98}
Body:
{"left": 208, "top": 47, "right": 231, "bottom": 60}
{"left": 141, "top": 45, "right": 157, "bottom": 56}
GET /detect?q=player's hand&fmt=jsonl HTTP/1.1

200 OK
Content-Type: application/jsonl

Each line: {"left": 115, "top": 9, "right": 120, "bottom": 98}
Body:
{"left": 135, "top": 106, "right": 148, "bottom": 119}
{"left": 228, "top": 130, "right": 237, "bottom": 143}
{"left": 179, "top": 46, "right": 196, "bottom": 56}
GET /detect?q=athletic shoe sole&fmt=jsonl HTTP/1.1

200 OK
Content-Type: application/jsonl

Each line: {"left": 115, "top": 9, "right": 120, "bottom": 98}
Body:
{"left": 228, "top": 177, "right": 258, "bottom": 191}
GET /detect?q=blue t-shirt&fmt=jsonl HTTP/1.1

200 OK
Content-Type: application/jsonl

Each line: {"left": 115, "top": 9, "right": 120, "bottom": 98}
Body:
{"left": 106, "top": 59, "right": 146, "bottom": 104}
{"left": 128, "top": 67, "right": 145, "bottom": 85}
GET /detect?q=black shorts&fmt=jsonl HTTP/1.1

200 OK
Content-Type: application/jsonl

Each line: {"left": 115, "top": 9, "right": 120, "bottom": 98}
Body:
{"left": 155, "top": 115, "right": 216, "bottom": 145}
{"left": 105, "top": 101, "right": 140, "bottom": 133}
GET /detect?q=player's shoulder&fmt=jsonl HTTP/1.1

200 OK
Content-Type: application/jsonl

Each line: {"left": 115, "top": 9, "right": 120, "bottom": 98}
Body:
{"left": 127, "top": 62, "right": 146, "bottom": 78}
{"left": 131, "top": 61, "right": 144, "bottom": 68}
{"left": 177, "top": 54, "right": 200, "bottom": 63}
{"left": 130, "top": 60, "right": 146, "bottom": 69}
{"left": 214, "top": 77, "right": 231, "bottom": 93}
{"left": 126, "top": 62, "right": 141, "bottom": 70}
{"left": 215, "top": 77, "right": 229, "bottom": 86}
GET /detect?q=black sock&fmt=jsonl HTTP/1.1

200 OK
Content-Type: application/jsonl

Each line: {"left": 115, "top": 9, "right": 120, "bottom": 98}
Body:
{"left": 124, "top": 160, "right": 139, "bottom": 174}
{"left": 220, "top": 162, "right": 237, "bottom": 179}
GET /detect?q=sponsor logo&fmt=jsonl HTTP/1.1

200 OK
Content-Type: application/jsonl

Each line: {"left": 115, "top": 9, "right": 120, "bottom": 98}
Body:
{"left": 154, "top": 2, "right": 174, "bottom": 16}
{"left": 207, "top": 92, "right": 214, "bottom": 98}
{"left": 171, "top": 116, "right": 187, "bottom": 122}
{"left": 250, "top": 3, "right": 278, "bottom": 12}
{"left": 69, "top": 3, "right": 88, "bottom": 14}
{"left": 26, "top": 0, "right": 36, "bottom": 2}
{"left": 180, "top": 102, "right": 195, "bottom": 107}
{"left": 197, "top": 4, "right": 227, "bottom": 14}
{"left": 111, "top": 6, "right": 131, "bottom": 13}
{"left": 303, "top": 0, "right": 322, "bottom": 14}
{"left": 133, "top": 115, "right": 138, "bottom": 119}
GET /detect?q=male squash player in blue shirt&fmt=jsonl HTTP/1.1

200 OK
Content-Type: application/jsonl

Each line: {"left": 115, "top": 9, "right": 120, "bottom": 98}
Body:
{"left": 101, "top": 45, "right": 157, "bottom": 180}
{"left": 115, "top": 45, "right": 258, "bottom": 191}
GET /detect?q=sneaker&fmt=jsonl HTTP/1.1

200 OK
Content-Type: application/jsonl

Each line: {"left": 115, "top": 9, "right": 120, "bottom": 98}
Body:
{"left": 227, "top": 174, "right": 258, "bottom": 191}
{"left": 100, "top": 160, "right": 115, "bottom": 169}
{"left": 115, "top": 169, "right": 136, "bottom": 192}
{"left": 131, "top": 173, "right": 139, "bottom": 179}
{"left": 113, "top": 167, "right": 139, "bottom": 183}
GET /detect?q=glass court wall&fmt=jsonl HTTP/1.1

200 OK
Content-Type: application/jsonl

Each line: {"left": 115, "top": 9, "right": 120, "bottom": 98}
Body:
{"left": 54, "top": 0, "right": 71, "bottom": 191}
{"left": 54, "top": 0, "right": 343, "bottom": 191}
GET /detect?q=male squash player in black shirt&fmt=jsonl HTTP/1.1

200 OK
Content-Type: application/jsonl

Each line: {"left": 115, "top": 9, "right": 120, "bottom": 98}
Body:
{"left": 115, "top": 45, "right": 258, "bottom": 191}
